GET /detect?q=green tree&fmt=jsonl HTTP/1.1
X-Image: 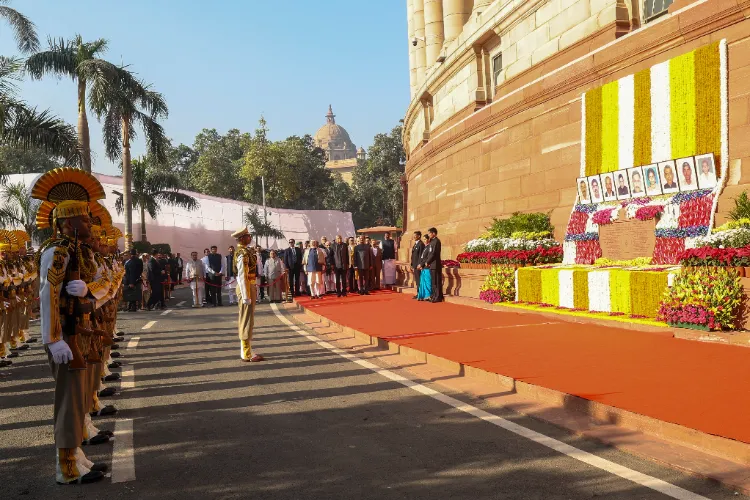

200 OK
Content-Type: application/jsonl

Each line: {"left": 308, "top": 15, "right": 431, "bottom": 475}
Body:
{"left": 189, "top": 128, "right": 247, "bottom": 200}
{"left": 351, "top": 125, "right": 404, "bottom": 228}
{"left": 112, "top": 157, "right": 198, "bottom": 242}
{"left": 25, "top": 35, "right": 131, "bottom": 172}
{"left": 243, "top": 206, "right": 284, "bottom": 241}
{"left": 0, "top": 142, "right": 62, "bottom": 174}
{"left": 0, "top": 181, "right": 51, "bottom": 244}
{"left": 91, "top": 70, "right": 169, "bottom": 249}
{"left": 0, "top": 0, "right": 39, "bottom": 54}
{"left": 0, "top": 56, "right": 80, "bottom": 170}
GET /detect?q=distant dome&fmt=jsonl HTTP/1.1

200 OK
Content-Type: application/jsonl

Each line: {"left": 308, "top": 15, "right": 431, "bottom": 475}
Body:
{"left": 314, "top": 105, "right": 357, "bottom": 161}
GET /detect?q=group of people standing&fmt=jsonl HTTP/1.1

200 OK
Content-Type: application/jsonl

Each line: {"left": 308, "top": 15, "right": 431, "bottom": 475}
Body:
{"left": 282, "top": 232, "right": 397, "bottom": 299}
{"left": 409, "top": 227, "right": 444, "bottom": 303}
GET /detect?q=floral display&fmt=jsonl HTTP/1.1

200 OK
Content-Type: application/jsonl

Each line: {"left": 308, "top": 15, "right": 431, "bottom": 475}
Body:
{"left": 479, "top": 265, "right": 517, "bottom": 304}
{"left": 595, "top": 257, "right": 653, "bottom": 267}
{"left": 513, "top": 266, "right": 676, "bottom": 319}
{"left": 457, "top": 246, "right": 563, "bottom": 266}
{"left": 693, "top": 228, "right": 750, "bottom": 249}
{"left": 634, "top": 205, "right": 663, "bottom": 221}
{"left": 441, "top": 260, "right": 460, "bottom": 268}
{"left": 679, "top": 246, "right": 750, "bottom": 267}
{"left": 658, "top": 267, "right": 742, "bottom": 330}
{"left": 569, "top": 41, "right": 728, "bottom": 266}
{"left": 464, "top": 237, "right": 559, "bottom": 253}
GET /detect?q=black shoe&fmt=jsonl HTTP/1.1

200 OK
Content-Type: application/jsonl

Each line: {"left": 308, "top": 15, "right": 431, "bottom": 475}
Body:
{"left": 90, "top": 405, "right": 117, "bottom": 417}
{"left": 108, "top": 361, "right": 121, "bottom": 369}
{"left": 82, "top": 433, "right": 110, "bottom": 445}
{"left": 0, "top": 359, "right": 12, "bottom": 367}
{"left": 58, "top": 470, "right": 105, "bottom": 485}
{"left": 7, "top": 352, "right": 18, "bottom": 358}
{"left": 111, "top": 344, "right": 120, "bottom": 350}
{"left": 24, "top": 337, "right": 38, "bottom": 343}
{"left": 11, "top": 344, "right": 29, "bottom": 351}
{"left": 97, "top": 429, "right": 114, "bottom": 438}
{"left": 113, "top": 336, "right": 124, "bottom": 342}
{"left": 98, "top": 387, "right": 116, "bottom": 398}
{"left": 412, "top": 295, "right": 419, "bottom": 299}
{"left": 90, "top": 462, "right": 109, "bottom": 473}
{"left": 103, "top": 373, "right": 121, "bottom": 382}
{"left": 364, "top": 292, "right": 371, "bottom": 295}
{"left": 110, "top": 351, "right": 121, "bottom": 358}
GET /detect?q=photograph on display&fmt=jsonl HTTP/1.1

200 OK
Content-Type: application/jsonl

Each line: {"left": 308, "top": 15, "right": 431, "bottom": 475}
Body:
{"left": 642, "top": 165, "right": 662, "bottom": 196}
{"left": 658, "top": 160, "right": 680, "bottom": 194}
{"left": 615, "top": 171, "right": 631, "bottom": 200}
{"left": 600, "top": 172, "right": 617, "bottom": 201}
{"left": 588, "top": 175, "right": 604, "bottom": 203}
{"left": 676, "top": 157, "right": 698, "bottom": 192}
{"left": 577, "top": 177, "right": 591, "bottom": 203}
{"left": 695, "top": 153, "right": 718, "bottom": 189}
{"left": 627, "top": 166, "right": 646, "bottom": 198}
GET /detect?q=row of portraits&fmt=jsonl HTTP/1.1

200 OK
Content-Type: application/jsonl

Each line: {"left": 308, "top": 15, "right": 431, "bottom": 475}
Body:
{"left": 577, "top": 153, "right": 718, "bottom": 204}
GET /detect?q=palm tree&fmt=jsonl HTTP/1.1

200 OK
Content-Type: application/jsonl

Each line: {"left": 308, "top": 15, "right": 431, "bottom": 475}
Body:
{"left": 0, "top": 0, "right": 39, "bottom": 54}
{"left": 0, "top": 56, "right": 81, "bottom": 171}
{"left": 0, "top": 181, "right": 51, "bottom": 244}
{"left": 25, "top": 35, "right": 125, "bottom": 172}
{"left": 112, "top": 157, "right": 198, "bottom": 243}
{"left": 90, "top": 69, "right": 169, "bottom": 249}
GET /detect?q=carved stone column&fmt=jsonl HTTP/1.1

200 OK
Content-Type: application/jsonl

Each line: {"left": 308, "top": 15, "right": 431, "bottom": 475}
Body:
{"left": 424, "top": 0, "right": 445, "bottom": 67}
{"left": 413, "top": 0, "right": 426, "bottom": 86}
{"left": 442, "top": 0, "right": 471, "bottom": 43}
{"left": 407, "top": 0, "right": 417, "bottom": 96}
{"left": 400, "top": 173, "right": 409, "bottom": 233}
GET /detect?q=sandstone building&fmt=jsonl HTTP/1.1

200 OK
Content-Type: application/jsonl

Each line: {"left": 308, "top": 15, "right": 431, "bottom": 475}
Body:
{"left": 402, "top": 0, "right": 750, "bottom": 258}
{"left": 314, "top": 105, "right": 365, "bottom": 184}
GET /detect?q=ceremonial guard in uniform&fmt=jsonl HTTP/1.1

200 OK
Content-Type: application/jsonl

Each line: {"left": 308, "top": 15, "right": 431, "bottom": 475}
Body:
{"left": 31, "top": 168, "right": 112, "bottom": 484}
{"left": 232, "top": 228, "right": 264, "bottom": 362}
{"left": 0, "top": 231, "right": 22, "bottom": 365}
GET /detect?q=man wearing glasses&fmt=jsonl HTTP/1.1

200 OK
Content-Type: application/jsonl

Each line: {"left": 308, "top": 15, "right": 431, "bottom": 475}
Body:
{"left": 283, "top": 238, "right": 302, "bottom": 297}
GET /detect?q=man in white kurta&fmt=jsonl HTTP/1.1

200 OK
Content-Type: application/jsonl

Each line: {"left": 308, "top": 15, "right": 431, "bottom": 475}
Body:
{"left": 185, "top": 251, "right": 206, "bottom": 307}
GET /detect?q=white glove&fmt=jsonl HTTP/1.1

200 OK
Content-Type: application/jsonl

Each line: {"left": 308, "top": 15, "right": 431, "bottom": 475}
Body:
{"left": 48, "top": 340, "right": 73, "bottom": 365}
{"left": 65, "top": 280, "right": 89, "bottom": 297}
{"left": 243, "top": 299, "right": 253, "bottom": 305}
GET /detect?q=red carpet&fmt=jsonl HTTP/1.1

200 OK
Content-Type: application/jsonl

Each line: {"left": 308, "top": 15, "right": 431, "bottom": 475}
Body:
{"left": 298, "top": 290, "right": 750, "bottom": 445}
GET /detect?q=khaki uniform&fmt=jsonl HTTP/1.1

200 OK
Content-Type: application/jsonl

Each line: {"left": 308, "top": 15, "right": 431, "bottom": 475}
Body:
{"left": 235, "top": 244, "right": 257, "bottom": 359}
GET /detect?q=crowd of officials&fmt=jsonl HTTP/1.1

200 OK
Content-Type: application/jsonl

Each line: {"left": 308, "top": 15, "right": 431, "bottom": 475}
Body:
{"left": 118, "top": 230, "right": 430, "bottom": 309}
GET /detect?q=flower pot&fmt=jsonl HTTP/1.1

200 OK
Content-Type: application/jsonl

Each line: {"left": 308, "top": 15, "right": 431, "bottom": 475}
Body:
{"left": 744, "top": 267, "right": 750, "bottom": 278}
{"left": 735, "top": 267, "right": 746, "bottom": 277}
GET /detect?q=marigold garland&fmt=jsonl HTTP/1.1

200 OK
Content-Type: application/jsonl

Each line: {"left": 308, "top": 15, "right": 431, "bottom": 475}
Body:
{"left": 609, "top": 269, "right": 632, "bottom": 314}
{"left": 670, "top": 50, "right": 697, "bottom": 159}
{"left": 601, "top": 81, "right": 619, "bottom": 171}
{"left": 694, "top": 41, "right": 722, "bottom": 176}
{"left": 630, "top": 271, "right": 669, "bottom": 318}
{"left": 540, "top": 269, "right": 560, "bottom": 306}
{"left": 516, "top": 268, "right": 542, "bottom": 303}
{"left": 585, "top": 86, "right": 603, "bottom": 176}
{"left": 633, "top": 68, "right": 652, "bottom": 165}
{"left": 572, "top": 269, "right": 589, "bottom": 310}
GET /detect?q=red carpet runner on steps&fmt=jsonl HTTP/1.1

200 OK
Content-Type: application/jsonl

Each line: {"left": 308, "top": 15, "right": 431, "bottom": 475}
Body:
{"left": 297, "top": 290, "right": 750, "bottom": 445}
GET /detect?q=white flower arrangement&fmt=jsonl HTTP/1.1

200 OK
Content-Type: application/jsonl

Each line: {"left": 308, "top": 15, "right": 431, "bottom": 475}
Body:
{"left": 587, "top": 271, "right": 611, "bottom": 312}
{"left": 694, "top": 228, "right": 750, "bottom": 248}
{"left": 464, "top": 237, "right": 560, "bottom": 252}
{"left": 656, "top": 203, "right": 679, "bottom": 229}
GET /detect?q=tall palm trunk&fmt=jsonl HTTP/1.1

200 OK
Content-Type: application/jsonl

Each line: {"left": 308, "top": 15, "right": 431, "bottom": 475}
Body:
{"left": 77, "top": 79, "right": 92, "bottom": 172}
{"left": 122, "top": 115, "right": 133, "bottom": 250}
{"left": 140, "top": 205, "right": 147, "bottom": 242}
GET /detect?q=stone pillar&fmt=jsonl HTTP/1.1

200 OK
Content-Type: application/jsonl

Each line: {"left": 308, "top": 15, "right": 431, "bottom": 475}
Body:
{"left": 443, "top": 0, "right": 471, "bottom": 43}
{"left": 424, "top": 0, "right": 444, "bottom": 67}
{"left": 407, "top": 0, "right": 417, "bottom": 97}
{"left": 413, "top": 0, "right": 426, "bottom": 86}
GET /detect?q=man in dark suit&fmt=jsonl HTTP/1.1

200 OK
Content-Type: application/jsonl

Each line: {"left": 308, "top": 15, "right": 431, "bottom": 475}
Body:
{"left": 123, "top": 249, "right": 144, "bottom": 311}
{"left": 283, "top": 238, "right": 302, "bottom": 296}
{"left": 147, "top": 250, "right": 166, "bottom": 310}
{"left": 206, "top": 245, "right": 224, "bottom": 306}
{"left": 410, "top": 230, "right": 425, "bottom": 299}
{"left": 353, "top": 235, "right": 372, "bottom": 295}
{"left": 331, "top": 234, "right": 349, "bottom": 297}
{"left": 421, "top": 227, "right": 443, "bottom": 303}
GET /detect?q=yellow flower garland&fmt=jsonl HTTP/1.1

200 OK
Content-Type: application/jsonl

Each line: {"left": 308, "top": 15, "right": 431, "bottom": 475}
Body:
{"left": 609, "top": 269, "right": 632, "bottom": 314}
{"left": 572, "top": 269, "right": 589, "bottom": 310}
{"left": 695, "top": 41, "right": 722, "bottom": 176}
{"left": 670, "top": 50, "right": 696, "bottom": 159}
{"left": 601, "top": 81, "right": 619, "bottom": 172}
{"left": 630, "top": 271, "right": 669, "bottom": 317}
{"left": 540, "top": 269, "right": 560, "bottom": 306}
{"left": 585, "top": 86, "right": 603, "bottom": 176}
{"left": 633, "top": 68, "right": 652, "bottom": 165}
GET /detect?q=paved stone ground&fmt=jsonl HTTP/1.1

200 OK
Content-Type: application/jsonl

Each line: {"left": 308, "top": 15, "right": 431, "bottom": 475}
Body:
{"left": 0, "top": 287, "right": 745, "bottom": 499}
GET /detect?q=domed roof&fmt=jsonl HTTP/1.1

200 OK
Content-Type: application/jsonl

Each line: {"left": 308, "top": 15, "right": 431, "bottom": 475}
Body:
{"left": 314, "top": 105, "right": 356, "bottom": 155}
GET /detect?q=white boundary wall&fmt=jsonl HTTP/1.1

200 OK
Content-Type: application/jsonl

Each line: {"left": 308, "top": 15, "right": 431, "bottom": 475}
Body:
{"left": 10, "top": 173, "right": 355, "bottom": 254}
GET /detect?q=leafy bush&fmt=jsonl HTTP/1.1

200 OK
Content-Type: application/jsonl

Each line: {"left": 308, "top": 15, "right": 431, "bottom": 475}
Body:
{"left": 695, "top": 228, "right": 750, "bottom": 249}
{"left": 151, "top": 243, "right": 172, "bottom": 255}
{"left": 131, "top": 240, "right": 151, "bottom": 255}
{"left": 487, "top": 212, "right": 554, "bottom": 238}
{"left": 657, "top": 267, "right": 743, "bottom": 330}
{"left": 729, "top": 191, "right": 750, "bottom": 221}
{"left": 479, "top": 265, "right": 516, "bottom": 303}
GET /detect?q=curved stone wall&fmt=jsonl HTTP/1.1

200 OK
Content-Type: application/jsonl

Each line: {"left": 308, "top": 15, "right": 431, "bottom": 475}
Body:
{"left": 402, "top": 0, "right": 750, "bottom": 259}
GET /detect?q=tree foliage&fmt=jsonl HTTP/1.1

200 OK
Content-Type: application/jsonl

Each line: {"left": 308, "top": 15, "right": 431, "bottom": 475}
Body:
{"left": 243, "top": 206, "right": 284, "bottom": 240}
{"left": 0, "top": 142, "right": 63, "bottom": 174}
{"left": 0, "top": 181, "right": 51, "bottom": 243}
{"left": 189, "top": 128, "right": 246, "bottom": 200}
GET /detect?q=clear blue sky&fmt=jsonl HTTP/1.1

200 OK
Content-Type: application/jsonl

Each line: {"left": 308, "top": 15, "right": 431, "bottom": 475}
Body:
{"left": 0, "top": 0, "right": 409, "bottom": 175}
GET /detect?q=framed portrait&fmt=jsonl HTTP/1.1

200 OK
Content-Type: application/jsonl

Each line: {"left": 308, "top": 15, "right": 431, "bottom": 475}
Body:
{"left": 695, "top": 153, "right": 717, "bottom": 189}
{"left": 658, "top": 160, "right": 680, "bottom": 194}
{"left": 614, "top": 170, "right": 631, "bottom": 200}
{"left": 600, "top": 172, "right": 617, "bottom": 202}
{"left": 588, "top": 175, "right": 604, "bottom": 203}
{"left": 576, "top": 177, "right": 591, "bottom": 204}
{"left": 642, "top": 165, "right": 662, "bottom": 196}
{"left": 627, "top": 166, "right": 646, "bottom": 198}
{"left": 675, "top": 157, "right": 699, "bottom": 192}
